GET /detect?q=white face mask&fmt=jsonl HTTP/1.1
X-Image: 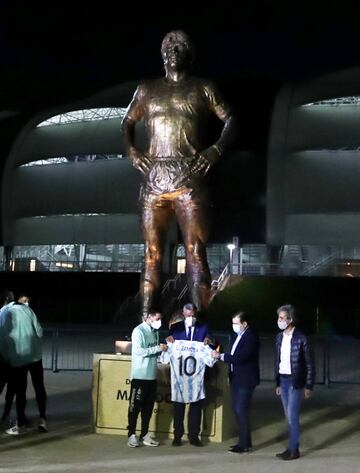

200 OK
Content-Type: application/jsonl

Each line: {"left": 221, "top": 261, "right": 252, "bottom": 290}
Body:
{"left": 278, "top": 320, "right": 289, "bottom": 330}
{"left": 23, "top": 302, "right": 29, "bottom": 306}
{"left": 232, "top": 324, "right": 245, "bottom": 334}
{"left": 150, "top": 319, "right": 162, "bottom": 330}
{"left": 185, "top": 316, "right": 196, "bottom": 327}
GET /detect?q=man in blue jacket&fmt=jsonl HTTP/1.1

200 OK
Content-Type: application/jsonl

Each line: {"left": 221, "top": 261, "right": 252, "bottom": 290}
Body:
{"left": 167, "top": 302, "right": 210, "bottom": 447}
{"left": 212, "top": 312, "right": 259, "bottom": 453}
{"left": 275, "top": 304, "right": 315, "bottom": 461}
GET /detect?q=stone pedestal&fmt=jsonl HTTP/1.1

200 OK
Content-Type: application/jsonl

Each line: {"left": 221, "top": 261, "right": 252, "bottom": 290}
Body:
{"left": 92, "top": 353, "right": 236, "bottom": 442}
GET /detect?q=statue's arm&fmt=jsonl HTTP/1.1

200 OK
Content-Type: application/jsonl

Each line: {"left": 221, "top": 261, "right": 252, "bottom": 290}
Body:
{"left": 202, "top": 114, "right": 238, "bottom": 165}
{"left": 121, "top": 84, "right": 153, "bottom": 173}
{"left": 193, "top": 82, "right": 238, "bottom": 175}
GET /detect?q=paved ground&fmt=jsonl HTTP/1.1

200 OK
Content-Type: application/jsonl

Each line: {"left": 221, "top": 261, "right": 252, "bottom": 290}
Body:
{"left": 1, "top": 371, "right": 360, "bottom": 473}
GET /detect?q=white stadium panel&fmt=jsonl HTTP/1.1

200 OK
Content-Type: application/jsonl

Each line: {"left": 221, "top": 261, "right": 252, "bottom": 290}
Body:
{"left": 9, "top": 160, "right": 140, "bottom": 219}
{"left": 11, "top": 214, "right": 143, "bottom": 245}
{"left": 2, "top": 82, "right": 151, "bottom": 246}
{"left": 267, "top": 67, "right": 360, "bottom": 245}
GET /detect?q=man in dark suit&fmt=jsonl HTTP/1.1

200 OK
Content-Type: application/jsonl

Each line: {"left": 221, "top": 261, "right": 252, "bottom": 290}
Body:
{"left": 169, "top": 303, "right": 209, "bottom": 343}
{"left": 167, "top": 302, "right": 210, "bottom": 447}
{"left": 212, "top": 312, "right": 260, "bottom": 453}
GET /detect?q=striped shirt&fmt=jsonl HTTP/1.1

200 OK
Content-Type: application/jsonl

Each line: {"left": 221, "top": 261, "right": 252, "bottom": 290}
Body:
{"left": 161, "top": 340, "right": 216, "bottom": 403}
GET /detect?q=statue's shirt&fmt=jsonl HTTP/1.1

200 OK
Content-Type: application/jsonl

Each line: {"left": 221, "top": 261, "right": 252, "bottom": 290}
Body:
{"left": 125, "top": 76, "right": 231, "bottom": 194}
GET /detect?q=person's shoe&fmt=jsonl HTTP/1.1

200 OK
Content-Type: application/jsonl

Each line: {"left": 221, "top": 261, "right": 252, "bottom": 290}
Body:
{"left": 189, "top": 437, "right": 203, "bottom": 447}
{"left": 229, "top": 443, "right": 252, "bottom": 449}
{"left": 141, "top": 432, "right": 159, "bottom": 447}
{"left": 172, "top": 437, "right": 182, "bottom": 446}
{"left": 228, "top": 444, "right": 252, "bottom": 454}
{"left": 5, "top": 423, "right": 27, "bottom": 435}
{"left": 281, "top": 450, "right": 300, "bottom": 461}
{"left": 38, "top": 418, "right": 48, "bottom": 433}
{"left": 276, "top": 449, "right": 290, "bottom": 459}
{"left": 127, "top": 434, "right": 140, "bottom": 448}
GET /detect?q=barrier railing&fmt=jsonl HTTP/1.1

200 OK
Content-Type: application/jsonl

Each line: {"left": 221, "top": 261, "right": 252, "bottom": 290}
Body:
{"left": 42, "top": 327, "right": 359, "bottom": 385}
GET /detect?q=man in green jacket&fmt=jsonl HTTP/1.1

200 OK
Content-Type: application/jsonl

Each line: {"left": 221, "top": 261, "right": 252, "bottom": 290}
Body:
{"left": 3, "top": 295, "right": 47, "bottom": 435}
{"left": 127, "top": 308, "right": 167, "bottom": 448}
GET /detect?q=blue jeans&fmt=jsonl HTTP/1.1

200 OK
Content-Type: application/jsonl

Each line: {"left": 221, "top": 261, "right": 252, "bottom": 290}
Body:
{"left": 280, "top": 376, "right": 303, "bottom": 453}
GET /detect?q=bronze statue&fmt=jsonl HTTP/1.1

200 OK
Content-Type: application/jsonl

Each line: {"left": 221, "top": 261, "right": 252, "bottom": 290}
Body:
{"left": 122, "top": 30, "right": 237, "bottom": 316}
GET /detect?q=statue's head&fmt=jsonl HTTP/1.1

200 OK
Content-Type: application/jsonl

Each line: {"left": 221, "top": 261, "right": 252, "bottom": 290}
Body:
{"left": 161, "top": 30, "right": 195, "bottom": 69}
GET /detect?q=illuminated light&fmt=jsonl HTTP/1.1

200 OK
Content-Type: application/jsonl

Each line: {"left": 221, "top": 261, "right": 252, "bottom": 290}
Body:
{"left": 227, "top": 243, "right": 236, "bottom": 274}
{"left": 37, "top": 108, "right": 127, "bottom": 127}
{"left": 29, "top": 259, "right": 36, "bottom": 271}
{"left": 177, "top": 258, "right": 186, "bottom": 274}
{"left": 55, "top": 262, "right": 74, "bottom": 269}
{"left": 21, "top": 154, "right": 124, "bottom": 167}
{"left": 33, "top": 213, "right": 107, "bottom": 219}
{"left": 303, "top": 96, "right": 360, "bottom": 107}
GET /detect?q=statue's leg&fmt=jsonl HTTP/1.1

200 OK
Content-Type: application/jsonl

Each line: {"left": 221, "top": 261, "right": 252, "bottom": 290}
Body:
{"left": 174, "top": 190, "right": 211, "bottom": 311}
{"left": 141, "top": 194, "right": 173, "bottom": 317}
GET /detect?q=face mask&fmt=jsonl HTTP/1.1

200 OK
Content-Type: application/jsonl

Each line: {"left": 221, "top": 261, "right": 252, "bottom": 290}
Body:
{"left": 150, "top": 319, "right": 162, "bottom": 330}
{"left": 23, "top": 302, "right": 29, "bottom": 306}
{"left": 232, "top": 324, "right": 245, "bottom": 334}
{"left": 278, "top": 320, "right": 289, "bottom": 330}
{"left": 185, "top": 316, "right": 196, "bottom": 327}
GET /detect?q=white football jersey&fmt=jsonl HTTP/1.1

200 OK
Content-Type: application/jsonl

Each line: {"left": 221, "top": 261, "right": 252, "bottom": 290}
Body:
{"left": 160, "top": 340, "right": 216, "bottom": 403}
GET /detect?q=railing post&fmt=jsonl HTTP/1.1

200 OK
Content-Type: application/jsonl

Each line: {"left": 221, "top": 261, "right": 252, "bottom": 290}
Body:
{"left": 324, "top": 338, "right": 330, "bottom": 387}
{"left": 52, "top": 328, "right": 59, "bottom": 373}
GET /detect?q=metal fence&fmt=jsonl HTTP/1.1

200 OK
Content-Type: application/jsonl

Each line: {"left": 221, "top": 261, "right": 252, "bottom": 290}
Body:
{"left": 41, "top": 327, "right": 360, "bottom": 385}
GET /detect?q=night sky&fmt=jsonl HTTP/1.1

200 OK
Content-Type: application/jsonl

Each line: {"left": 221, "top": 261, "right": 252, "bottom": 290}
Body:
{"left": 1, "top": 1, "right": 360, "bottom": 242}
{"left": 1, "top": 1, "right": 360, "bottom": 113}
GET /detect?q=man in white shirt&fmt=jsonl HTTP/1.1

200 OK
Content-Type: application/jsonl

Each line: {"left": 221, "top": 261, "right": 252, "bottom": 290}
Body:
{"left": 275, "top": 304, "right": 315, "bottom": 461}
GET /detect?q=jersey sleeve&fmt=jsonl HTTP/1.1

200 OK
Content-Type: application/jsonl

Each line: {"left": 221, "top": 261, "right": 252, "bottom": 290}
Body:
{"left": 203, "top": 81, "right": 232, "bottom": 122}
{"left": 123, "top": 83, "right": 146, "bottom": 123}
{"left": 202, "top": 344, "right": 217, "bottom": 367}
{"left": 159, "top": 343, "right": 172, "bottom": 364}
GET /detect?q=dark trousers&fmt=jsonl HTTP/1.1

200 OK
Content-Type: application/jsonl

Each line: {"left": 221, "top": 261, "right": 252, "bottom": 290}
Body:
{"left": 0, "top": 361, "right": 13, "bottom": 419}
{"left": 231, "top": 385, "right": 255, "bottom": 449}
{"left": 0, "top": 361, "right": 9, "bottom": 395}
{"left": 128, "top": 379, "right": 157, "bottom": 438}
{"left": 2, "top": 381, "right": 15, "bottom": 420}
{"left": 9, "top": 359, "right": 47, "bottom": 425}
{"left": 173, "top": 400, "right": 203, "bottom": 440}
{"left": 1, "top": 360, "right": 15, "bottom": 421}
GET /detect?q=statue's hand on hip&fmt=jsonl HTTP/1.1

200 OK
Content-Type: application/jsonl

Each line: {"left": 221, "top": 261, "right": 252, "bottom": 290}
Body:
{"left": 128, "top": 147, "right": 153, "bottom": 174}
{"left": 191, "top": 154, "right": 210, "bottom": 176}
{"left": 192, "top": 145, "right": 222, "bottom": 176}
